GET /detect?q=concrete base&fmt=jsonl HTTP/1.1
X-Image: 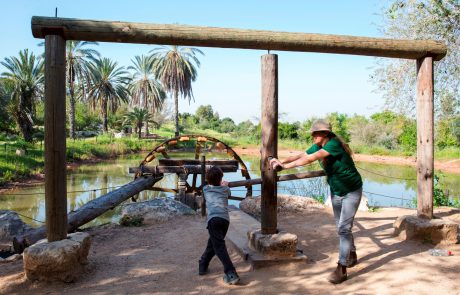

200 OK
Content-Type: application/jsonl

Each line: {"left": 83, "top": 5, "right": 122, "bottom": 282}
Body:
{"left": 227, "top": 209, "right": 307, "bottom": 269}
{"left": 248, "top": 229, "right": 298, "bottom": 257}
{"left": 393, "top": 215, "right": 459, "bottom": 245}
{"left": 23, "top": 232, "right": 91, "bottom": 282}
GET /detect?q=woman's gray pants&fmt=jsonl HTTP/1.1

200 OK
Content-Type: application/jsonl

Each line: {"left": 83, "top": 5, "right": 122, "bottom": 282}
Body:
{"left": 331, "top": 187, "right": 362, "bottom": 266}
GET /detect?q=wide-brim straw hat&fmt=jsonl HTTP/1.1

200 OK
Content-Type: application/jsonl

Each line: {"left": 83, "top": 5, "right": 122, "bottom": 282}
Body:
{"left": 310, "top": 119, "right": 332, "bottom": 133}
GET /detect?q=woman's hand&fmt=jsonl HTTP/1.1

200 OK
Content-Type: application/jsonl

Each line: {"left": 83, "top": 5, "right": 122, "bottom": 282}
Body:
{"left": 221, "top": 180, "right": 229, "bottom": 186}
{"left": 269, "top": 158, "right": 284, "bottom": 171}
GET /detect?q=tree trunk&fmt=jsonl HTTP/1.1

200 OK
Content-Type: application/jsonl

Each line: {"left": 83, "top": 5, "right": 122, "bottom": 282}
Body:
{"left": 102, "top": 98, "right": 108, "bottom": 132}
{"left": 17, "top": 93, "right": 34, "bottom": 142}
{"left": 138, "top": 123, "right": 142, "bottom": 139}
{"left": 174, "top": 91, "right": 179, "bottom": 137}
{"left": 69, "top": 81, "right": 76, "bottom": 139}
{"left": 13, "top": 176, "right": 162, "bottom": 253}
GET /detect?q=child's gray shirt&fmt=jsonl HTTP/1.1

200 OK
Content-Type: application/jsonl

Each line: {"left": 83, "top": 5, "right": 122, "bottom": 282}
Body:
{"left": 203, "top": 185, "right": 230, "bottom": 223}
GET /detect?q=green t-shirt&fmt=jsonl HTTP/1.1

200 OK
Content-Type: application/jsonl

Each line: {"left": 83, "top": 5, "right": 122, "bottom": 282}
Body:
{"left": 306, "top": 138, "right": 362, "bottom": 196}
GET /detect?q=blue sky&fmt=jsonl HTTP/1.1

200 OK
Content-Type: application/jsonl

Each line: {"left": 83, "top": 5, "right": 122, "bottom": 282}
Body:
{"left": 0, "top": 0, "right": 388, "bottom": 123}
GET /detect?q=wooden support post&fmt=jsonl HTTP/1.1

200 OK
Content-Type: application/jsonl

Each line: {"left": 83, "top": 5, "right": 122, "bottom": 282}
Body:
{"left": 261, "top": 54, "right": 278, "bottom": 234}
{"left": 45, "top": 34, "right": 67, "bottom": 241}
{"left": 201, "top": 155, "right": 206, "bottom": 217}
{"left": 416, "top": 56, "right": 434, "bottom": 219}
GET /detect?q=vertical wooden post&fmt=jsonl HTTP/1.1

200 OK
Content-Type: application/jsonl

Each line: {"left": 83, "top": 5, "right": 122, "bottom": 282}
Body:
{"left": 416, "top": 56, "right": 434, "bottom": 219}
{"left": 261, "top": 54, "right": 278, "bottom": 234}
{"left": 45, "top": 34, "right": 67, "bottom": 241}
{"left": 201, "top": 155, "right": 206, "bottom": 217}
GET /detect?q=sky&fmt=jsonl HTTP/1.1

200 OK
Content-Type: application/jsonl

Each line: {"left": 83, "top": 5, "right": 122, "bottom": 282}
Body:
{"left": 0, "top": 0, "right": 389, "bottom": 123}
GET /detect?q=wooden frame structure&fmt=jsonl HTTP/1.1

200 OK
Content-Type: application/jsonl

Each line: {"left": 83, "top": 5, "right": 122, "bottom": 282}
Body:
{"left": 32, "top": 16, "right": 446, "bottom": 240}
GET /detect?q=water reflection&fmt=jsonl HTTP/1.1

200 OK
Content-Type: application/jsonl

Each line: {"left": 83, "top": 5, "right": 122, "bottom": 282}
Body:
{"left": 0, "top": 152, "right": 458, "bottom": 228}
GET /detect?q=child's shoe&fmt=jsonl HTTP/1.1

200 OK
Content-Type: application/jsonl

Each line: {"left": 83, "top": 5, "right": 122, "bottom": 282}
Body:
{"left": 223, "top": 271, "right": 240, "bottom": 285}
{"left": 198, "top": 263, "right": 209, "bottom": 275}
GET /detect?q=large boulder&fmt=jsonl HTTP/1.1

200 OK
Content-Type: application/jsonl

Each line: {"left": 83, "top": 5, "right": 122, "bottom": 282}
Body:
{"left": 23, "top": 232, "right": 91, "bottom": 282}
{"left": 0, "top": 210, "right": 32, "bottom": 243}
{"left": 121, "top": 198, "right": 196, "bottom": 225}
{"left": 239, "top": 194, "right": 324, "bottom": 220}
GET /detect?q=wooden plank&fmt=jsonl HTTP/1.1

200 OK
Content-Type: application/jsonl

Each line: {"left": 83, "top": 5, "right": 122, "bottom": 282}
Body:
{"left": 44, "top": 34, "right": 67, "bottom": 242}
{"left": 31, "top": 16, "right": 447, "bottom": 60}
{"left": 129, "top": 164, "right": 238, "bottom": 174}
{"left": 227, "top": 170, "right": 326, "bottom": 188}
{"left": 416, "top": 56, "right": 434, "bottom": 219}
{"left": 158, "top": 159, "right": 238, "bottom": 166}
{"left": 260, "top": 54, "right": 278, "bottom": 234}
{"left": 13, "top": 176, "right": 161, "bottom": 253}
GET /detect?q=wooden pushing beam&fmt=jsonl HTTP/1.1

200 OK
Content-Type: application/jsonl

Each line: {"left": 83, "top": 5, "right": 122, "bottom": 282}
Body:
{"left": 31, "top": 16, "right": 447, "bottom": 60}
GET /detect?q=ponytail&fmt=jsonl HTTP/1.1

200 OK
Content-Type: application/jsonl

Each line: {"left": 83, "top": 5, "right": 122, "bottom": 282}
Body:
{"left": 328, "top": 133, "right": 353, "bottom": 156}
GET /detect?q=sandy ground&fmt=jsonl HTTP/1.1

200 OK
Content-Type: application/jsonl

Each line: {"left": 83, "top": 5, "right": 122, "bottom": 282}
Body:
{"left": 1, "top": 207, "right": 460, "bottom": 295}
{"left": 234, "top": 147, "right": 460, "bottom": 174}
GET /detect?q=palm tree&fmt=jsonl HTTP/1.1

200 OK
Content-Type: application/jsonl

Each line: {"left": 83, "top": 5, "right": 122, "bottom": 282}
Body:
{"left": 128, "top": 55, "right": 165, "bottom": 136}
{"left": 123, "top": 107, "right": 157, "bottom": 139}
{"left": 66, "top": 41, "right": 99, "bottom": 139}
{"left": 150, "top": 45, "right": 204, "bottom": 136}
{"left": 86, "top": 57, "right": 130, "bottom": 133}
{"left": 1, "top": 49, "right": 44, "bottom": 142}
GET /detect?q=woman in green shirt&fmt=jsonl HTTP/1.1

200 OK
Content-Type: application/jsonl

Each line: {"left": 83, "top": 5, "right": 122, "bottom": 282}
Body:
{"left": 270, "top": 119, "right": 362, "bottom": 284}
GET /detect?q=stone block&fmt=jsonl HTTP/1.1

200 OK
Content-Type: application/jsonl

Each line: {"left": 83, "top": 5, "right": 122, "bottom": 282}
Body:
{"left": 394, "top": 215, "right": 459, "bottom": 245}
{"left": 23, "top": 232, "right": 91, "bottom": 282}
{"left": 247, "top": 229, "right": 298, "bottom": 257}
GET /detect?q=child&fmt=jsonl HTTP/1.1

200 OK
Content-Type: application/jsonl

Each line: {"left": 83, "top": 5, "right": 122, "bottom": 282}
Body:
{"left": 198, "top": 166, "right": 240, "bottom": 285}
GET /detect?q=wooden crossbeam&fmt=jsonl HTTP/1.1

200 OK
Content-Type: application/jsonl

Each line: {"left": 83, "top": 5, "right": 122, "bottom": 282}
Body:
{"left": 31, "top": 16, "right": 447, "bottom": 60}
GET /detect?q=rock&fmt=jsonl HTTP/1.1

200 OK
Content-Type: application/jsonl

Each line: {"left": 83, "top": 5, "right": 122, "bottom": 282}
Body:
{"left": 324, "top": 193, "right": 369, "bottom": 211}
{"left": 0, "top": 210, "right": 33, "bottom": 243}
{"left": 23, "top": 232, "right": 91, "bottom": 282}
{"left": 121, "top": 198, "right": 196, "bottom": 225}
{"left": 248, "top": 229, "right": 298, "bottom": 257}
{"left": 239, "top": 194, "right": 324, "bottom": 220}
{"left": 393, "top": 215, "right": 459, "bottom": 245}
{"left": 114, "top": 132, "right": 126, "bottom": 139}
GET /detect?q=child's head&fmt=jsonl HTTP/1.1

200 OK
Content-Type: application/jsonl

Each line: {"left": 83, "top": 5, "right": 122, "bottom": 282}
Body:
{"left": 206, "top": 166, "right": 223, "bottom": 186}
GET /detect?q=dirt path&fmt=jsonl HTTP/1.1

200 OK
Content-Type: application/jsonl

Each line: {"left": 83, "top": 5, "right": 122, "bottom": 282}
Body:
{"left": 1, "top": 207, "right": 459, "bottom": 294}
{"left": 234, "top": 147, "right": 460, "bottom": 174}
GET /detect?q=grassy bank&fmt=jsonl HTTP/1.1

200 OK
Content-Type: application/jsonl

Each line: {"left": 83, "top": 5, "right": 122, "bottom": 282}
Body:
{"left": 0, "top": 134, "right": 159, "bottom": 186}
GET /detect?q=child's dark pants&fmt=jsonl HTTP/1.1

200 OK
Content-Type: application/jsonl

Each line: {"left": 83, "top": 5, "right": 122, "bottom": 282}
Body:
{"left": 199, "top": 217, "right": 236, "bottom": 274}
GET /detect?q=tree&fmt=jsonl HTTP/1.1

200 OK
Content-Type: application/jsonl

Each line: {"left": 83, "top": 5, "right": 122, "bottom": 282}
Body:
{"left": 372, "top": 0, "right": 460, "bottom": 116}
{"left": 123, "top": 107, "right": 157, "bottom": 139}
{"left": 128, "top": 55, "right": 166, "bottom": 135}
{"left": 87, "top": 58, "right": 130, "bottom": 133}
{"left": 0, "top": 80, "right": 15, "bottom": 132}
{"left": 0, "top": 49, "right": 44, "bottom": 142}
{"left": 151, "top": 45, "right": 204, "bottom": 136}
{"left": 65, "top": 41, "right": 100, "bottom": 139}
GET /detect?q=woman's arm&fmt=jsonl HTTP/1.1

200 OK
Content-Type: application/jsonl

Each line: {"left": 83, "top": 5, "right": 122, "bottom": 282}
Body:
{"left": 271, "top": 149, "right": 330, "bottom": 170}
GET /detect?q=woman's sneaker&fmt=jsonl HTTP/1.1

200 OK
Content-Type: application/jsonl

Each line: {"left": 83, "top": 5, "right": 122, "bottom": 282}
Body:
{"left": 223, "top": 271, "right": 240, "bottom": 285}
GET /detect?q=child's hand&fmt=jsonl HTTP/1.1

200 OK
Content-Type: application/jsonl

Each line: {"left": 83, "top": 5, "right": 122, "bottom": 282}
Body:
{"left": 221, "top": 180, "right": 229, "bottom": 186}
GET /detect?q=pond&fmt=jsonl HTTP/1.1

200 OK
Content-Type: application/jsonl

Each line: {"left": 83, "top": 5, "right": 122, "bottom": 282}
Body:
{"left": 0, "top": 152, "right": 459, "bottom": 228}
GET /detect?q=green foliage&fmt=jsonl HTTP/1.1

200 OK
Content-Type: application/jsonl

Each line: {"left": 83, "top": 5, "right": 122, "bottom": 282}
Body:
{"left": 398, "top": 119, "right": 417, "bottom": 152}
{"left": 326, "top": 112, "right": 350, "bottom": 142}
{"left": 278, "top": 122, "right": 299, "bottom": 139}
{"left": 412, "top": 174, "right": 460, "bottom": 209}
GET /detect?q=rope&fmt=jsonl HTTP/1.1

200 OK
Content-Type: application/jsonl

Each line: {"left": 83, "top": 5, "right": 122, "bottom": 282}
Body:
{"left": 16, "top": 212, "right": 45, "bottom": 223}
{"left": 355, "top": 165, "right": 416, "bottom": 181}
